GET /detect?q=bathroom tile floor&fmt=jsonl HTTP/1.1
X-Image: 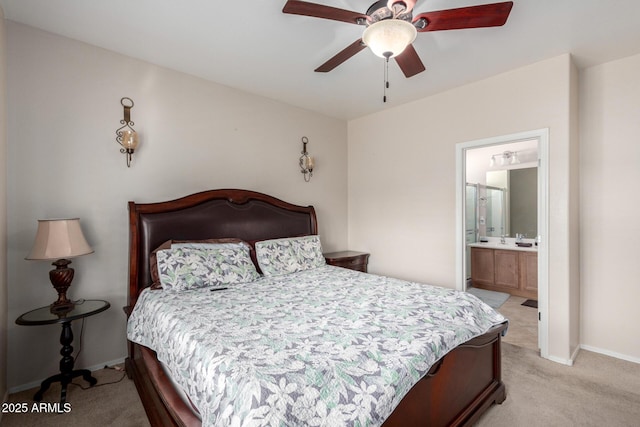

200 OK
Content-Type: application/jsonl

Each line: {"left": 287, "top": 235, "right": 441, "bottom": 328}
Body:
{"left": 497, "top": 295, "right": 539, "bottom": 353}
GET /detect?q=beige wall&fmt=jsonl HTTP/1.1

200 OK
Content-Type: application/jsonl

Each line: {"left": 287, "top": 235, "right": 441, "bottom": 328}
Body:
{"left": 579, "top": 53, "right": 640, "bottom": 361}
{"left": 5, "top": 22, "right": 348, "bottom": 390}
{"left": 348, "top": 55, "right": 580, "bottom": 362}
{"left": 569, "top": 60, "right": 581, "bottom": 356}
{"left": 0, "top": 5, "right": 8, "bottom": 402}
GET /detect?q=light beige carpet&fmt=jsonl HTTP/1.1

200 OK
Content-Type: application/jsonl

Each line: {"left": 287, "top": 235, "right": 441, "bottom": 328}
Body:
{"left": 476, "top": 343, "right": 640, "bottom": 426}
{"left": 497, "top": 295, "right": 539, "bottom": 352}
{"left": 1, "top": 366, "right": 149, "bottom": 427}
{"left": 2, "top": 344, "right": 639, "bottom": 427}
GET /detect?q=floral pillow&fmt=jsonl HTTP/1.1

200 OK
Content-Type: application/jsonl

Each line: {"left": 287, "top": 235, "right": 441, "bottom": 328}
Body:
{"left": 155, "top": 242, "right": 259, "bottom": 291}
{"left": 149, "top": 238, "right": 250, "bottom": 289}
{"left": 255, "top": 235, "right": 325, "bottom": 276}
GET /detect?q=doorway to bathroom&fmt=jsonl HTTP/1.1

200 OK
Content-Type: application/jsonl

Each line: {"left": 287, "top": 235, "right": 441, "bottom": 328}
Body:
{"left": 455, "top": 129, "right": 549, "bottom": 358}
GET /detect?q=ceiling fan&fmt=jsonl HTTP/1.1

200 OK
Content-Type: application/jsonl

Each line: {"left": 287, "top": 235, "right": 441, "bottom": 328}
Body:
{"left": 282, "top": 0, "right": 514, "bottom": 78}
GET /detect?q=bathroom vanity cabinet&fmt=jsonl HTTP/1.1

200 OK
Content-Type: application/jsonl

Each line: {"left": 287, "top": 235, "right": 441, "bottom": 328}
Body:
{"left": 470, "top": 246, "right": 537, "bottom": 299}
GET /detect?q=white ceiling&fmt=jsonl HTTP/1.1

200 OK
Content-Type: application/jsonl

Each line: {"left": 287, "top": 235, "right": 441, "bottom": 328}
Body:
{"left": 2, "top": 0, "right": 640, "bottom": 120}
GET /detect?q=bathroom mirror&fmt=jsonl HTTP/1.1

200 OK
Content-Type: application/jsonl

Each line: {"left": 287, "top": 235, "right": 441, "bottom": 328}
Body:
{"left": 486, "top": 167, "right": 537, "bottom": 238}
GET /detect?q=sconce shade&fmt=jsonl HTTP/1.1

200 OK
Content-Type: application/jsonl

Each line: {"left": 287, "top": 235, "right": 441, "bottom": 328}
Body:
{"left": 26, "top": 219, "right": 93, "bottom": 261}
{"left": 121, "top": 130, "right": 139, "bottom": 151}
{"left": 302, "top": 155, "right": 314, "bottom": 171}
{"left": 362, "top": 19, "right": 417, "bottom": 58}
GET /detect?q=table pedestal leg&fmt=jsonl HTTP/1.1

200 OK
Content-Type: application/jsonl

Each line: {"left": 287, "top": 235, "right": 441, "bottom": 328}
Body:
{"left": 32, "top": 321, "right": 97, "bottom": 403}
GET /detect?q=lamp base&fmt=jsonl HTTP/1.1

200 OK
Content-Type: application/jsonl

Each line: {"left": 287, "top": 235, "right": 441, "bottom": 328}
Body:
{"left": 49, "top": 259, "right": 75, "bottom": 312}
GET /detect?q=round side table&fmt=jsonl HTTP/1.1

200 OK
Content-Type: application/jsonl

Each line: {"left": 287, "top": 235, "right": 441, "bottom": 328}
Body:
{"left": 16, "top": 299, "right": 110, "bottom": 403}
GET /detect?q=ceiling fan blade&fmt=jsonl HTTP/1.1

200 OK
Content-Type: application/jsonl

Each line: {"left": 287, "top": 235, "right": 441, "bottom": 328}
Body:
{"left": 283, "top": 0, "right": 368, "bottom": 25}
{"left": 315, "top": 39, "right": 367, "bottom": 73}
{"left": 413, "top": 1, "right": 513, "bottom": 32}
{"left": 394, "top": 44, "right": 425, "bottom": 77}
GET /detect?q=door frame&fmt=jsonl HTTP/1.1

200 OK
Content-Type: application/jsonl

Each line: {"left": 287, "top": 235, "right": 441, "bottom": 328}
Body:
{"left": 455, "top": 128, "right": 549, "bottom": 358}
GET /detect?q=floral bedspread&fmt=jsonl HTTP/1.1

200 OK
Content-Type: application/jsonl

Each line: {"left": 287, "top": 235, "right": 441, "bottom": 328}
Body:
{"left": 127, "top": 265, "right": 506, "bottom": 426}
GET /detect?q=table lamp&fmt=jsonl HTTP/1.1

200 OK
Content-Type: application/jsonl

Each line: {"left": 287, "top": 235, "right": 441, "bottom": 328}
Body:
{"left": 26, "top": 218, "right": 94, "bottom": 313}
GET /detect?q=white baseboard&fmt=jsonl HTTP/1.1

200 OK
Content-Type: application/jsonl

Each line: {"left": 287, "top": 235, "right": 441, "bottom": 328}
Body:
{"left": 580, "top": 344, "right": 640, "bottom": 364}
{"left": 84, "top": 356, "right": 127, "bottom": 373}
{"left": 542, "top": 344, "right": 580, "bottom": 366}
{"left": 8, "top": 356, "right": 127, "bottom": 394}
{"left": 545, "top": 354, "right": 574, "bottom": 366}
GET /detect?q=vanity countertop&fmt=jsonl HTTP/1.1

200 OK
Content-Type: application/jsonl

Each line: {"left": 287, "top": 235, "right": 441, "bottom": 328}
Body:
{"left": 468, "top": 241, "right": 538, "bottom": 252}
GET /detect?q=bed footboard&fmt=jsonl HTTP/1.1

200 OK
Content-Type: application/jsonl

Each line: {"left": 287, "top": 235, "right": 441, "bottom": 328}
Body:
{"left": 382, "top": 322, "right": 507, "bottom": 427}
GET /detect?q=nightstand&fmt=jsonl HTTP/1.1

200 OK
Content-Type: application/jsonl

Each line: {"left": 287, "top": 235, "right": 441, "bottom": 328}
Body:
{"left": 16, "top": 299, "right": 110, "bottom": 403}
{"left": 324, "top": 251, "right": 370, "bottom": 272}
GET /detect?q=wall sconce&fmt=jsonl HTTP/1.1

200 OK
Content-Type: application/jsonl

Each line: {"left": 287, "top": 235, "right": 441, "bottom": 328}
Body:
{"left": 116, "top": 97, "right": 139, "bottom": 167}
{"left": 299, "top": 136, "right": 314, "bottom": 182}
{"left": 490, "top": 150, "right": 519, "bottom": 167}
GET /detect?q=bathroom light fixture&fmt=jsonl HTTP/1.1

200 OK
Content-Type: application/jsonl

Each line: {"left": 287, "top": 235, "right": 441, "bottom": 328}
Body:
{"left": 299, "top": 136, "right": 314, "bottom": 182}
{"left": 26, "top": 218, "right": 94, "bottom": 313}
{"left": 115, "top": 97, "right": 139, "bottom": 167}
{"left": 490, "top": 150, "right": 520, "bottom": 167}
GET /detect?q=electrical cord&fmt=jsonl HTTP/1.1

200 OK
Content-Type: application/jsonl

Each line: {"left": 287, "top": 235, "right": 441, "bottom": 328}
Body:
{"left": 67, "top": 299, "right": 126, "bottom": 390}
{"left": 70, "top": 298, "right": 87, "bottom": 360}
{"left": 70, "top": 366, "right": 127, "bottom": 390}
{"left": 72, "top": 317, "right": 85, "bottom": 361}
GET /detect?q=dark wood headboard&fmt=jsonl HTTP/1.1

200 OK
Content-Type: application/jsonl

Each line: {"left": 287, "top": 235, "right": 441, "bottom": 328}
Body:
{"left": 127, "top": 189, "right": 317, "bottom": 309}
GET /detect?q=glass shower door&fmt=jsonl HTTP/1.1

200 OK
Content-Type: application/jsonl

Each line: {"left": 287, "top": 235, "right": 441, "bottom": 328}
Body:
{"left": 465, "top": 184, "right": 478, "bottom": 244}
{"left": 465, "top": 184, "right": 478, "bottom": 280}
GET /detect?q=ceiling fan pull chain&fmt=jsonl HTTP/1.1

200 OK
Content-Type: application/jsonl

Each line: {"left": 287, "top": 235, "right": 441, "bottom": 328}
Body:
{"left": 383, "top": 55, "right": 390, "bottom": 103}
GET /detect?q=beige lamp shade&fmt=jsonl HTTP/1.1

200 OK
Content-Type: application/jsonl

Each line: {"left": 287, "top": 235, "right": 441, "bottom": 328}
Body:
{"left": 26, "top": 218, "right": 94, "bottom": 260}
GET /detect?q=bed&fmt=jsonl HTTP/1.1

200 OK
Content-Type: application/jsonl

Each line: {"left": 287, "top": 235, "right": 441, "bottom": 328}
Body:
{"left": 125, "top": 188, "right": 507, "bottom": 426}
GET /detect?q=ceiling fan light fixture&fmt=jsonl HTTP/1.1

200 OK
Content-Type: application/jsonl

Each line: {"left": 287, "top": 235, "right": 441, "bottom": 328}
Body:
{"left": 362, "top": 19, "right": 417, "bottom": 58}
